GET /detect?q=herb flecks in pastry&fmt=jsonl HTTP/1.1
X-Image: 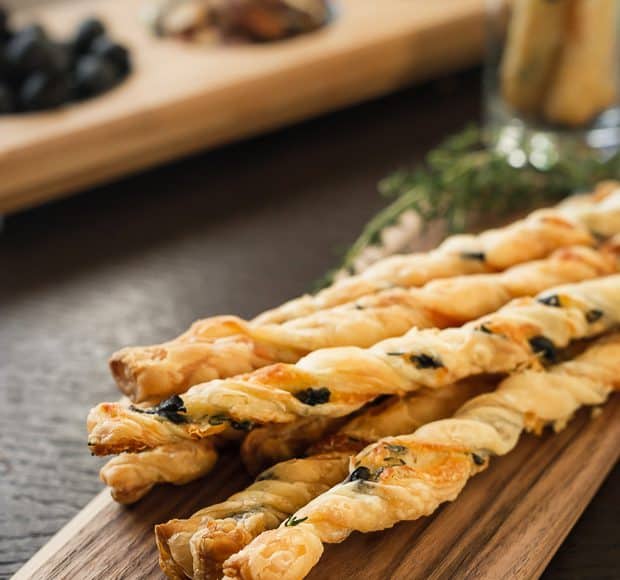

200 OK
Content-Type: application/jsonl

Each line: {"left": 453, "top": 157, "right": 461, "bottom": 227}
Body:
{"left": 222, "top": 334, "right": 620, "bottom": 580}
{"left": 109, "top": 185, "right": 620, "bottom": 404}
{"left": 87, "top": 275, "right": 620, "bottom": 456}
{"left": 155, "top": 381, "right": 490, "bottom": 579}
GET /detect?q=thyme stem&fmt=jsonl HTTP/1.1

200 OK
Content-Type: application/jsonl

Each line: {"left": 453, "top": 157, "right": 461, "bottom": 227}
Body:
{"left": 318, "top": 124, "right": 620, "bottom": 288}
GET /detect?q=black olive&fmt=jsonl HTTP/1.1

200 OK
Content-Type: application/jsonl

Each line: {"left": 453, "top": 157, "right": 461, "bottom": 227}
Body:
{"left": 74, "top": 54, "right": 120, "bottom": 97}
{"left": 472, "top": 453, "right": 485, "bottom": 466}
{"left": 538, "top": 295, "right": 561, "bottom": 307}
{"left": 5, "top": 32, "right": 52, "bottom": 76}
{"left": 91, "top": 36, "right": 131, "bottom": 76}
{"left": 294, "top": 387, "right": 331, "bottom": 406}
{"left": 528, "top": 335, "right": 557, "bottom": 363}
{"left": 347, "top": 466, "right": 372, "bottom": 482}
{"left": 46, "top": 42, "right": 73, "bottom": 76}
{"left": 73, "top": 17, "right": 106, "bottom": 54}
{"left": 586, "top": 309, "right": 603, "bottom": 324}
{"left": 410, "top": 353, "right": 444, "bottom": 369}
{"left": 131, "top": 394, "right": 188, "bottom": 424}
{"left": 20, "top": 24, "right": 47, "bottom": 43}
{"left": 19, "top": 72, "right": 70, "bottom": 111}
{"left": 0, "top": 83, "right": 15, "bottom": 113}
{"left": 460, "top": 251, "right": 486, "bottom": 262}
{"left": 0, "top": 7, "right": 12, "bottom": 44}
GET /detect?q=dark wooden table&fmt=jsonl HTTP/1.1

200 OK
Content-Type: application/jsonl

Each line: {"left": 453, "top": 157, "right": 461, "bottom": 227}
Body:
{"left": 0, "top": 70, "right": 617, "bottom": 579}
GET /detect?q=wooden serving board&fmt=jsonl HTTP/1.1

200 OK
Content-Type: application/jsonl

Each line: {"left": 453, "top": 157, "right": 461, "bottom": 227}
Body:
{"left": 0, "top": 0, "right": 485, "bottom": 214}
{"left": 13, "top": 397, "right": 620, "bottom": 579}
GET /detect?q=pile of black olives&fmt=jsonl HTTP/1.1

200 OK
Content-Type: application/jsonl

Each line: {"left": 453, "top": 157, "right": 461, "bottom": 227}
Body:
{"left": 0, "top": 6, "right": 131, "bottom": 114}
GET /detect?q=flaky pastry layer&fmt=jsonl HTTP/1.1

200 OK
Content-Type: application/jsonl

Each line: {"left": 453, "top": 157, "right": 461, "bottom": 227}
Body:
{"left": 223, "top": 333, "right": 620, "bottom": 580}
{"left": 110, "top": 183, "right": 620, "bottom": 403}
{"left": 88, "top": 275, "right": 620, "bottom": 455}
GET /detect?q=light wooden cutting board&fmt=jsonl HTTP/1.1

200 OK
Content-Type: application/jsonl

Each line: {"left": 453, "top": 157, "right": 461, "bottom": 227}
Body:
{"left": 0, "top": 0, "right": 485, "bottom": 214}
{"left": 13, "top": 398, "right": 619, "bottom": 579}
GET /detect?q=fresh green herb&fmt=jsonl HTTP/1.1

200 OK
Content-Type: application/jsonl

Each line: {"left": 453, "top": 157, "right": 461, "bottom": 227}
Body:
{"left": 284, "top": 515, "right": 308, "bottom": 527}
{"left": 318, "top": 124, "right": 620, "bottom": 287}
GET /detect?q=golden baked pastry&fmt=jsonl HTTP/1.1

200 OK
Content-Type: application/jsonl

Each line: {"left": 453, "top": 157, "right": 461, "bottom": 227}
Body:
{"left": 100, "top": 440, "right": 218, "bottom": 504}
{"left": 121, "top": 241, "right": 617, "bottom": 405}
{"left": 155, "top": 381, "right": 491, "bottom": 579}
{"left": 109, "top": 183, "right": 620, "bottom": 404}
{"left": 222, "top": 333, "right": 620, "bottom": 580}
{"left": 87, "top": 275, "right": 620, "bottom": 455}
{"left": 239, "top": 416, "right": 344, "bottom": 476}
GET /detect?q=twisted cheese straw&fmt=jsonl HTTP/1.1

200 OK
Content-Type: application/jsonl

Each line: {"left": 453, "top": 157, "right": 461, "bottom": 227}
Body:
{"left": 239, "top": 416, "right": 345, "bottom": 476}
{"left": 222, "top": 333, "right": 620, "bottom": 580}
{"left": 87, "top": 275, "right": 620, "bottom": 455}
{"left": 255, "top": 182, "right": 620, "bottom": 324}
{"left": 100, "top": 415, "right": 343, "bottom": 505}
{"left": 109, "top": 182, "right": 620, "bottom": 404}
{"left": 155, "top": 380, "right": 492, "bottom": 580}
{"left": 119, "top": 241, "right": 619, "bottom": 404}
{"left": 96, "top": 234, "right": 620, "bottom": 501}
{"left": 100, "top": 440, "right": 218, "bottom": 504}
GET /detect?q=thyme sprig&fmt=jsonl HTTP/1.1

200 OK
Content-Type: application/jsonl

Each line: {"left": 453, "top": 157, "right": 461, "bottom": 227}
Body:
{"left": 319, "top": 125, "right": 620, "bottom": 287}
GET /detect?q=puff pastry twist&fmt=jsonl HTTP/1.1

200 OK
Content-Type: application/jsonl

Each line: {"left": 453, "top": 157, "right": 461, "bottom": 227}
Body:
{"left": 109, "top": 183, "right": 620, "bottom": 403}
{"left": 156, "top": 381, "right": 491, "bottom": 580}
{"left": 222, "top": 333, "right": 620, "bottom": 580}
{"left": 87, "top": 275, "right": 620, "bottom": 455}
{"left": 99, "top": 440, "right": 218, "bottom": 504}
{"left": 97, "top": 238, "right": 620, "bottom": 501}
{"left": 100, "top": 415, "right": 341, "bottom": 505}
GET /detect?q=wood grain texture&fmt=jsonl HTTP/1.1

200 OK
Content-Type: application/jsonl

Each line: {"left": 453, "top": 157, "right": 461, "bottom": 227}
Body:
{"left": 13, "top": 399, "right": 620, "bottom": 580}
{"left": 0, "top": 0, "right": 485, "bottom": 214}
{"left": 1, "top": 71, "right": 617, "bottom": 579}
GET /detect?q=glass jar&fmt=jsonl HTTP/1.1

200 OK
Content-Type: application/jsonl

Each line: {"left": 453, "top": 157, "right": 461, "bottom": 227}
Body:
{"left": 484, "top": 0, "right": 620, "bottom": 159}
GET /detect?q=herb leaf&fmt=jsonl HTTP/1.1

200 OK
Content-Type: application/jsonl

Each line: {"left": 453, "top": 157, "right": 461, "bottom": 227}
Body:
{"left": 284, "top": 515, "right": 308, "bottom": 527}
{"left": 318, "top": 124, "right": 620, "bottom": 287}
